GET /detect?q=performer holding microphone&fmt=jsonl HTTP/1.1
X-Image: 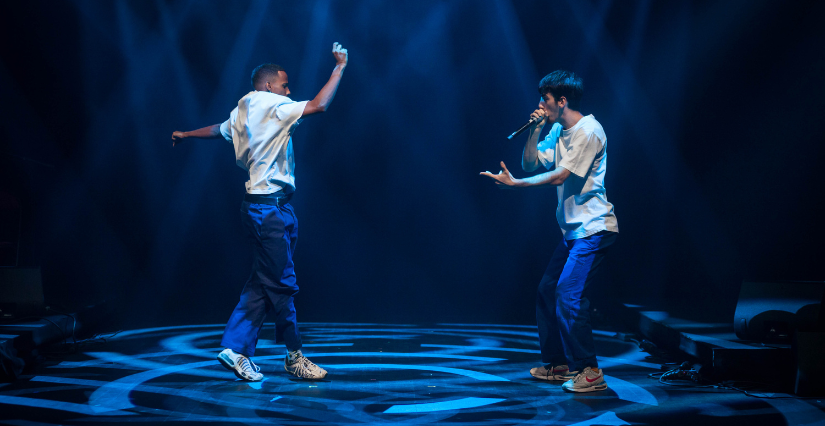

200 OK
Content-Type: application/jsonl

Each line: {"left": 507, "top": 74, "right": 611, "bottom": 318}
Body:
{"left": 481, "top": 70, "right": 618, "bottom": 392}
{"left": 171, "top": 43, "right": 349, "bottom": 381}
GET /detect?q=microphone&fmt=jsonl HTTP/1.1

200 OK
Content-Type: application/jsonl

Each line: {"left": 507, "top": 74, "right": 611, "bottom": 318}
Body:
{"left": 507, "top": 116, "right": 543, "bottom": 140}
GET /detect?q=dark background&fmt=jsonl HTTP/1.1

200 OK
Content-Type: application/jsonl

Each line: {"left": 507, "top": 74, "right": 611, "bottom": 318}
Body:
{"left": 1, "top": 0, "right": 823, "bottom": 327}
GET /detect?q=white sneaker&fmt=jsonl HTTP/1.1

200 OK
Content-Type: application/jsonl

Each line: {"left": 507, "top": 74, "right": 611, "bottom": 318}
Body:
{"left": 217, "top": 348, "right": 263, "bottom": 382}
{"left": 530, "top": 364, "right": 576, "bottom": 381}
{"left": 562, "top": 366, "right": 607, "bottom": 392}
{"left": 284, "top": 354, "right": 327, "bottom": 379}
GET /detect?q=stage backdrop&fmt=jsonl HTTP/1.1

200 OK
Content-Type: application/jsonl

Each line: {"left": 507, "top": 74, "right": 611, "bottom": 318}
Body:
{"left": 1, "top": 0, "right": 823, "bottom": 327}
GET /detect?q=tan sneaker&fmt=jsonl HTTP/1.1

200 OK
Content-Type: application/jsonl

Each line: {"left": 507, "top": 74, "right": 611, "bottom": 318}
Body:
{"left": 562, "top": 367, "right": 607, "bottom": 392}
{"left": 284, "top": 354, "right": 327, "bottom": 379}
{"left": 530, "top": 364, "right": 574, "bottom": 381}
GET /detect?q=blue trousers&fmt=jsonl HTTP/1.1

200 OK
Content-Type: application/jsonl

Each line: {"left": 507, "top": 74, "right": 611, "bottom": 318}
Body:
{"left": 220, "top": 201, "right": 302, "bottom": 357}
{"left": 536, "top": 231, "right": 617, "bottom": 371}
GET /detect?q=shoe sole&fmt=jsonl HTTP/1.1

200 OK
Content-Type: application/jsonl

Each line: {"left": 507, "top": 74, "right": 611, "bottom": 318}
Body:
{"left": 530, "top": 371, "right": 569, "bottom": 381}
{"left": 563, "top": 381, "right": 608, "bottom": 393}
{"left": 218, "top": 354, "right": 262, "bottom": 382}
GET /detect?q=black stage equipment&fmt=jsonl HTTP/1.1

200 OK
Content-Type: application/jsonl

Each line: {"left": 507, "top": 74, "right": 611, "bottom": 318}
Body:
{"left": 733, "top": 281, "right": 824, "bottom": 342}
{"left": 733, "top": 281, "right": 824, "bottom": 343}
{"left": 0, "top": 268, "right": 45, "bottom": 320}
{"left": 793, "top": 331, "right": 825, "bottom": 396}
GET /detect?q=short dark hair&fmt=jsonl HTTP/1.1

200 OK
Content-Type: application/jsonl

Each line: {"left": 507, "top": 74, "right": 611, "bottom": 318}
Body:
{"left": 538, "top": 70, "right": 584, "bottom": 110}
{"left": 251, "top": 63, "right": 285, "bottom": 90}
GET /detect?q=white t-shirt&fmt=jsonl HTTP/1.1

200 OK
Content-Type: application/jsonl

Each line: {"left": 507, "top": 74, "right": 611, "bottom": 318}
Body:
{"left": 220, "top": 91, "right": 308, "bottom": 194}
{"left": 536, "top": 115, "right": 619, "bottom": 240}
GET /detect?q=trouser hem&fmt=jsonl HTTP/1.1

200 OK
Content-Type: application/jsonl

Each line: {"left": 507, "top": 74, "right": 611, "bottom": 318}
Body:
{"left": 220, "top": 340, "right": 256, "bottom": 358}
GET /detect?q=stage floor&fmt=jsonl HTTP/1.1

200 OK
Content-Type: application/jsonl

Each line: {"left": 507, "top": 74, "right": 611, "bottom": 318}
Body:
{"left": 1, "top": 323, "right": 823, "bottom": 425}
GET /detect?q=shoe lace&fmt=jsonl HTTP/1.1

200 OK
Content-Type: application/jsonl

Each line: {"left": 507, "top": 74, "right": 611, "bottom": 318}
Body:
{"left": 291, "top": 356, "right": 321, "bottom": 376}
{"left": 238, "top": 357, "right": 257, "bottom": 375}
{"left": 574, "top": 368, "right": 598, "bottom": 383}
{"left": 299, "top": 356, "right": 321, "bottom": 371}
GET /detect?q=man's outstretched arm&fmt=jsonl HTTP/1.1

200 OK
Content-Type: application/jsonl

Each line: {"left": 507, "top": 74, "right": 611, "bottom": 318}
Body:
{"left": 480, "top": 161, "right": 571, "bottom": 189}
{"left": 302, "top": 42, "right": 349, "bottom": 116}
{"left": 171, "top": 124, "right": 223, "bottom": 146}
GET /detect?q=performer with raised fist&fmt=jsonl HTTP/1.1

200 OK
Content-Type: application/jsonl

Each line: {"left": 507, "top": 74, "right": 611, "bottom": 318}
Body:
{"left": 171, "top": 42, "right": 349, "bottom": 381}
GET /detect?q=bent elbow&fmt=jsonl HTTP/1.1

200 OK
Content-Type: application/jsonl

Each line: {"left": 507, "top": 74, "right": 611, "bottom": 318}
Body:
{"left": 303, "top": 102, "right": 328, "bottom": 116}
{"left": 309, "top": 103, "right": 328, "bottom": 114}
{"left": 552, "top": 172, "right": 570, "bottom": 186}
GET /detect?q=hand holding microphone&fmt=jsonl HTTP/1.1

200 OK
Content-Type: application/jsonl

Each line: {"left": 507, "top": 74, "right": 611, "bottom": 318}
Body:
{"left": 507, "top": 109, "right": 547, "bottom": 140}
{"left": 529, "top": 109, "right": 547, "bottom": 125}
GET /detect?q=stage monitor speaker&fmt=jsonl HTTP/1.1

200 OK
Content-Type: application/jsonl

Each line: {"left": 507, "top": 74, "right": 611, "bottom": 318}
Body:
{"left": 733, "top": 281, "right": 824, "bottom": 342}
{"left": 794, "top": 331, "right": 825, "bottom": 396}
{"left": 0, "top": 268, "right": 44, "bottom": 320}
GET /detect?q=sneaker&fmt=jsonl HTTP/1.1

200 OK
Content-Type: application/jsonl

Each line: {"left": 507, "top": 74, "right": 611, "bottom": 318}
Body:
{"left": 217, "top": 348, "right": 263, "bottom": 382}
{"left": 562, "top": 367, "right": 607, "bottom": 392}
{"left": 530, "top": 364, "right": 576, "bottom": 381}
{"left": 284, "top": 354, "right": 327, "bottom": 379}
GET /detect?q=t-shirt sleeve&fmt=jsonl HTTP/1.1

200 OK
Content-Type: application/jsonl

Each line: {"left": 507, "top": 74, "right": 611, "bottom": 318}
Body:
{"left": 275, "top": 100, "right": 309, "bottom": 123}
{"left": 536, "top": 124, "right": 559, "bottom": 170}
{"left": 558, "top": 128, "right": 603, "bottom": 178}
{"left": 219, "top": 119, "right": 232, "bottom": 142}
